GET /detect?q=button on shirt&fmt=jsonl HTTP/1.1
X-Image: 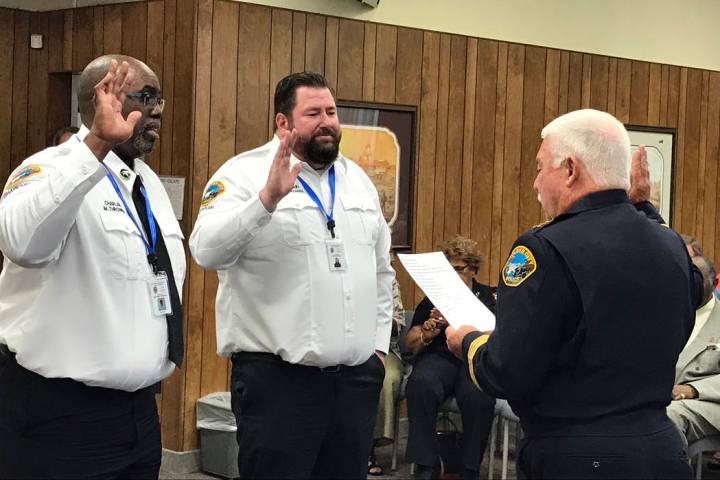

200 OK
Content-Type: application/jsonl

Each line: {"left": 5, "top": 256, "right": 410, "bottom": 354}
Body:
{"left": 0, "top": 126, "right": 186, "bottom": 391}
{"left": 190, "top": 136, "right": 394, "bottom": 367}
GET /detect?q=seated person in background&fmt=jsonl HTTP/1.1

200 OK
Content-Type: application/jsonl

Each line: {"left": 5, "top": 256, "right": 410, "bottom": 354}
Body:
{"left": 668, "top": 254, "right": 720, "bottom": 445}
{"left": 404, "top": 235, "right": 496, "bottom": 480}
{"left": 680, "top": 233, "right": 703, "bottom": 257}
{"left": 50, "top": 126, "right": 79, "bottom": 146}
{"left": 368, "top": 277, "right": 406, "bottom": 476}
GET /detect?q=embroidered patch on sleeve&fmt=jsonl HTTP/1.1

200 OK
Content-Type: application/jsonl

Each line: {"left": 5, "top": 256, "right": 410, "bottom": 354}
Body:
{"left": 502, "top": 245, "right": 537, "bottom": 287}
{"left": 3, "top": 165, "right": 42, "bottom": 193}
{"left": 200, "top": 181, "right": 225, "bottom": 207}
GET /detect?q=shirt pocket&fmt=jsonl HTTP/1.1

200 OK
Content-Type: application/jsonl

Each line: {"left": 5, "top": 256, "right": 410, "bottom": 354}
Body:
{"left": 273, "top": 195, "right": 318, "bottom": 247}
{"left": 157, "top": 218, "right": 187, "bottom": 289}
{"left": 340, "top": 195, "right": 379, "bottom": 245}
{"left": 99, "top": 211, "right": 145, "bottom": 280}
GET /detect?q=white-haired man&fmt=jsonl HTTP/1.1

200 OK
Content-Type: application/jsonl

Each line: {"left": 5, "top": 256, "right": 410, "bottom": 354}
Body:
{"left": 447, "top": 109, "right": 702, "bottom": 478}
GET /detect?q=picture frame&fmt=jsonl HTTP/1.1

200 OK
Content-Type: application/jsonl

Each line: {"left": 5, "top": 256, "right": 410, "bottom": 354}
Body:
{"left": 336, "top": 100, "right": 417, "bottom": 250}
{"left": 626, "top": 124, "right": 676, "bottom": 224}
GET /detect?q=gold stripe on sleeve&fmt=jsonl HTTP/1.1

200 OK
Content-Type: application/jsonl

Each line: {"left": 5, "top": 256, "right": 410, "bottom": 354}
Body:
{"left": 467, "top": 334, "right": 490, "bottom": 389}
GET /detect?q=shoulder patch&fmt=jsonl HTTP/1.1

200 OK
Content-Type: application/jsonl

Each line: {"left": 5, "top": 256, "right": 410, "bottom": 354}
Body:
{"left": 201, "top": 181, "right": 225, "bottom": 206}
{"left": 4, "top": 165, "right": 42, "bottom": 192}
{"left": 502, "top": 245, "right": 537, "bottom": 287}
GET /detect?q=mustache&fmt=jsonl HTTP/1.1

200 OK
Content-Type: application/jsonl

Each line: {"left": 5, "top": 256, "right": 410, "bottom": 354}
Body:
{"left": 312, "top": 127, "right": 338, "bottom": 139}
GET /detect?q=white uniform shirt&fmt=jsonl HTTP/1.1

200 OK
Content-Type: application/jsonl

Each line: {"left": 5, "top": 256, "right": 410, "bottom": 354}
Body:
{"left": 0, "top": 126, "right": 186, "bottom": 391}
{"left": 190, "top": 136, "right": 394, "bottom": 367}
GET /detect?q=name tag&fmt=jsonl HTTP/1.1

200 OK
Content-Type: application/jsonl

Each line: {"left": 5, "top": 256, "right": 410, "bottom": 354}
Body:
{"left": 326, "top": 239, "right": 348, "bottom": 272}
{"left": 148, "top": 272, "right": 172, "bottom": 316}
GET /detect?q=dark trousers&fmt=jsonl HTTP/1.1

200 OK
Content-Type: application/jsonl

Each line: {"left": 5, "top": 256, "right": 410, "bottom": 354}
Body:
{"left": 518, "top": 412, "right": 692, "bottom": 479}
{"left": 405, "top": 352, "right": 495, "bottom": 471}
{"left": 230, "top": 352, "right": 384, "bottom": 479}
{"left": 0, "top": 350, "right": 161, "bottom": 479}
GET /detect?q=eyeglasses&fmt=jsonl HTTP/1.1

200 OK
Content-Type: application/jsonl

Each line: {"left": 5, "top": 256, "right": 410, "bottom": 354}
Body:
{"left": 452, "top": 264, "right": 469, "bottom": 273}
{"left": 126, "top": 92, "right": 165, "bottom": 110}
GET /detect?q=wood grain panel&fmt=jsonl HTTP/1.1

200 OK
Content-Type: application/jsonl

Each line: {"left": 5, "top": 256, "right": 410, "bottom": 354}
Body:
{"left": 47, "top": 10, "right": 64, "bottom": 72}
{"left": 518, "top": 45, "right": 545, "bottom": 230}
{"left": 159, "top": 0, "right": 176, "bottom": 177}
{"left": 145, "top": 0, "right": 165, "bottom": 173}
{"left": 680, "top": 69, "right": 702, "bottom": 234}
{"left": 323, "top": 17, "right": 338, "bottom": 89}
{"left": 615, "top": 59, "right": 631, "bottom": 123}
{"left": 103, "top": 5, "right": 122, "bottom": 54}
{"left": 629, "top": 61, "right": 650, "bottom": 123}
{"left": 607, "top": 58, "right": 617, "bottom": 116}
{"left": 581, "top": 53, "right": 591, "bottom": 108}
{"left": 304, "top": 14, "right": 325, "bottom": 73}
{"left": 557, "top": 51, "right": 569, "bottom": 114}
{"left": 395, "top": 28, "right": 423, "bottom": 105}
{"left": 27, "top": 13, "right": 49, "bottom": 154}
{"left": 489, "top": 42, "right": 508, "bottom": 282}
{"left": 0, "top": 9, "right": 13, "bottom": 181}
{"left": 336, "top": 19, "right": 364, "bottom": 100}
{"left": 647, "top": 63, "right": 662, "bottom": 125}
{"left": 673, "top": 68, "right": 688, "bottom": 228}
{"left": 93, "top": 6, "right": 104, "bottom": 58}
{"left": 267, "top": 9, "right": 292, "bottom": 136}
{"left": 291, "top": 12, "right": 306, "bottom": 73}
{"left": 375, "top": 25, "right": 397, "bottom": 103}
{"left": 566, "top": 51, "right": 582, "bottom": 112}
{"left": 414, "top": 30, "right": 439, "bottom": 258}
{"left": 471, "top": 39, "right": 498, "bottom": 284}
{"left": 121, "top": 2, "right": 148, "bottom": 62}
{"left": 660, "top": 64, "right": 670, "bottom": 124}
{"left": 499, "top": 44, "right": 524, "bottom": 266}
{"left": 62, "top": 10, "right": 72, "bottom": 71}
{"left": 544, "top": 49, "right": 560, "bottom": 123}
{"left": 704, "top": 72, "right": 720, "bottom": 260}
{"left": 10, "top": 11, "right": 29, "bottom": 171}
{"left": 589, "top": 55, "right": 608, "bottom": 111}
{"left": 72, "top": 7, "right": 95, "bottom": 71}
{"left": 431, "top": 34, "right": 450, "bottom": 248}
{"left": 361, "top": 23, "right": 376, "bottom": 102}
{"left": 236, "top": 3, "right": 271, "bottom": 153}
{"left": 460, "top": 37, "right": 477, "bottom": 238}
{"left": 442, "top": 35, "right": 466, "bottom": 239}
{"left": 696, "top": 71, "right": 710, "bottom": 240}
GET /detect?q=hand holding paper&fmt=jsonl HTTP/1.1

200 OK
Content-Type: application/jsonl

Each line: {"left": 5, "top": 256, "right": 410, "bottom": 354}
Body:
{"left": 398, "top": 252, "right": 495, "bottom": 331}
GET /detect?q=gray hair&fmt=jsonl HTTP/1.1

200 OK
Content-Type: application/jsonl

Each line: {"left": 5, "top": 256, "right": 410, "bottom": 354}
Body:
{"left": 541, "top": 109, "right": 631, "bottom": 190}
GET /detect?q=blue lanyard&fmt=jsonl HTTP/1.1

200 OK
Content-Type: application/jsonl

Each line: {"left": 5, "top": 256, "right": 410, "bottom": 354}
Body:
{"left": 296, "top": 165, "right": 336, "bottom": 238}
{"left": 102, "top": 164, "right": 159, "bottom": 270}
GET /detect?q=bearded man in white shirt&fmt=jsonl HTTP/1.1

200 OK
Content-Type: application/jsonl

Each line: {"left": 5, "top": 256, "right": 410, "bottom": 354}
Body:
{"left": 190, "top": 71, "right": 394, "bottom": 479}
{"left": 0, "top": 55, "right": 185, "bottom": 478}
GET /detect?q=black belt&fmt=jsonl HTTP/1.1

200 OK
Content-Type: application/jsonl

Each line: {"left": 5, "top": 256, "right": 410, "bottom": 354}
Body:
{"left": 232, "top": 351, "right": 349, "bottom": 374}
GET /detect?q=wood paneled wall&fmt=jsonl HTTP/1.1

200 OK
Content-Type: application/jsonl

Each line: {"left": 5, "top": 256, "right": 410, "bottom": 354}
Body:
{"left": 1, "top": 0, "right": 719, "bottom": 452}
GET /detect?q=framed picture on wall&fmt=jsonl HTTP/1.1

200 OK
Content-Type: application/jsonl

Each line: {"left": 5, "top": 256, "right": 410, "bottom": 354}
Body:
{"left": 337, "top": 101, "right": 416, "bottom": 250}
{"left": 626, "top": 124, "right": 676, "bottom": 225}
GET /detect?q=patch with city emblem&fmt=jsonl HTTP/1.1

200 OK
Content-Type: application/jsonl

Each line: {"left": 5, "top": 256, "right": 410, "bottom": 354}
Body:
{"left": 502, "top": 245, "right": 537, "bottom": 287}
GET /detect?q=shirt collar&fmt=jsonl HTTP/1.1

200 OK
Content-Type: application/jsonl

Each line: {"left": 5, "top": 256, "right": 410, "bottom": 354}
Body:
{"left": 78, "top": 124, "right": 140, "bottom": 187}
{"left": 561, "top": 189, "right": 631, "bottom": 216}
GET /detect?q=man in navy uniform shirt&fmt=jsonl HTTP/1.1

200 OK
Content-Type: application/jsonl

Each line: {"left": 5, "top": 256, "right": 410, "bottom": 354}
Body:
{"left": 447, "top": 109, "right": 702, "bottom": 479}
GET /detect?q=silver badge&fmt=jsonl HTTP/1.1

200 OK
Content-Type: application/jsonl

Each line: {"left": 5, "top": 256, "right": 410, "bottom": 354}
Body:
{"left": 120, "top": 169, "right": 132, "bottom": 180}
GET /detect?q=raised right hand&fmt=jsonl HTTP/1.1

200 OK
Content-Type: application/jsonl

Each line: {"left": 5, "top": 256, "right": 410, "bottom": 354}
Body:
{"left": 259, "top": 128, "right": 301, "bottom": 212}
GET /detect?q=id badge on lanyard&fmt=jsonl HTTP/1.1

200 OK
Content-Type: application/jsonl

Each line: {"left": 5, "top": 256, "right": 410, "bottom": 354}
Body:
{"left": 103, "top": 164, "right": 172, "bottom": 316}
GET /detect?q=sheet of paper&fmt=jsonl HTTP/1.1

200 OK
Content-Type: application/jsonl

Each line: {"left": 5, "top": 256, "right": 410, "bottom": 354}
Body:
{"left": 398, "top": 252, "right": 495, "bottom": 331}
{"left": 159, "top": 176, "right": 185, "bottom": 220}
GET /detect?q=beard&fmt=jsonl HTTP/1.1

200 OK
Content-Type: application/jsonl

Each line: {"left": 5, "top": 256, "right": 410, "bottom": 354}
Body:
{"left": 131, "top": 127, "right": 158, "bottom": 155}
{"left": 297, "top": 127, "right": 341, "bottom": 168}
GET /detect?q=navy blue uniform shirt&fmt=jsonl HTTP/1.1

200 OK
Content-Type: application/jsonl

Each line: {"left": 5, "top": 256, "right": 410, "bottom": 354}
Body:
{"left": 463, "top": 189, "right": 702, "bottom": 432}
